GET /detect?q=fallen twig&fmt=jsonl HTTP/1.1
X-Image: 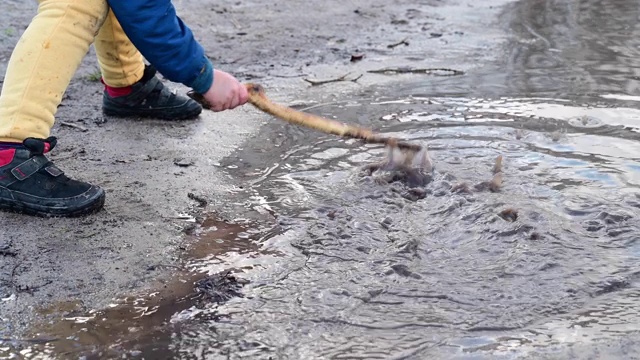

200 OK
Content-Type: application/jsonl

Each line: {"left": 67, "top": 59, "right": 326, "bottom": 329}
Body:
{"left": 228, "top": 16, "right": 242, "bottom": 30}
{"left": 387, "top": 37, "right": 409, "bottom": 48}
{"left": 146, "top": 263, "right": 184, "bottom": 271}
{"left": 270, "top": 73, "right": 309, "bottom": 79}
{"left": 60, "top": 121, "right": 88, "bottom": 132}
{"left": 303, "top": 73, "right": 362, "bottom": 86}
{"left": 350, "top": 74, "right": 364, "bottom": 82}
{"left": 466, "top": 325, "right": 521, "bottom": 332}
{"left": 368, "top": 67, "right": 464, "bottom": 76}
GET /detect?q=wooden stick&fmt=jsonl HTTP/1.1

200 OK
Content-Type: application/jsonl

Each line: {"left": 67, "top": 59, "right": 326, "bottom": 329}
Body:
{"left": 188, "top": 84, "right": 421, "bottom": 152}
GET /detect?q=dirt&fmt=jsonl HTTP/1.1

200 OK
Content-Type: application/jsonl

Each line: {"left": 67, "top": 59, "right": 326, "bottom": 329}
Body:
{"left": 0, "top": 0, "right": 514, "bottom": 347}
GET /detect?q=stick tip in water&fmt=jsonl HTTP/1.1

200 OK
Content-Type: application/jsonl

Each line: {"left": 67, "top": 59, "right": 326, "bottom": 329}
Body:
{"left": 492, "top": 155, "right": 503, "bottom": 174}
{"left": 385, "top": 143, "right": 433, "bottom": 173}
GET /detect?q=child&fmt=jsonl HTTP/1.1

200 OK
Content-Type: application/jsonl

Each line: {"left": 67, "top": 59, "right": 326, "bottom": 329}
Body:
{"left": 0, "top": 0, "right": 249, "bottom": 218}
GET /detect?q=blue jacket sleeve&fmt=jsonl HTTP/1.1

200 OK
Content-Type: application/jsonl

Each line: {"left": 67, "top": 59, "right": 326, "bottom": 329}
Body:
{"left": 106, "top": 1, "right": 214, "bottom": 94}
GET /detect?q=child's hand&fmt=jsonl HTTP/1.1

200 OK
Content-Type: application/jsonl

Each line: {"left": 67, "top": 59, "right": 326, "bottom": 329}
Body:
{"left": 201, "top": 70, "right": 249, "bottom": 111}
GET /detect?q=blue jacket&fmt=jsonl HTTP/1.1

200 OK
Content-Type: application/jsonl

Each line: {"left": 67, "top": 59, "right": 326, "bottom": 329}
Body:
{"left": 107, "top": 1, "right": 213, "bottom": 94}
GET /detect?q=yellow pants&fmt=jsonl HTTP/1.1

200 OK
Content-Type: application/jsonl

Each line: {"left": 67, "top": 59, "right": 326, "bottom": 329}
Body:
{"left": 0, "top": 0, "right": 145, "bottom": 143}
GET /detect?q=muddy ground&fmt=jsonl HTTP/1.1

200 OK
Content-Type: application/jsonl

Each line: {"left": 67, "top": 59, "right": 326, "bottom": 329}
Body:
{"left": 0, "top": 0, "right": 512, "bottom": 343}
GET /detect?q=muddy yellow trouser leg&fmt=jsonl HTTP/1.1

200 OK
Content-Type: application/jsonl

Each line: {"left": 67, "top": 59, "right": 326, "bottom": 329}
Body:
{"left": 0, "top": 1, "right": 145, "bottom": 143}
{"left": 0, "top": 0, "right": 109, "bottom": 142}
{"left": 94, "top": 10, "right": 145, "bottom": 88}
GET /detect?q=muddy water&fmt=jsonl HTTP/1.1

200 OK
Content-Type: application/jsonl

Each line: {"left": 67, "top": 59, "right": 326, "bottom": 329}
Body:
{"left": 6, "top": 0, "right": 640, "bottom": 358}
{"left": 192, "top": 1, "right": 640, "bottom": 358}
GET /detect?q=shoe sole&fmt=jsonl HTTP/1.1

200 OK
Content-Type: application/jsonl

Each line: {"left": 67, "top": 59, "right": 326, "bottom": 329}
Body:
{"left": 0, "top": 190, "right": 106, "bottom": 218}
{"left": 103, "top": 105, "right": 202, "bottom": 120}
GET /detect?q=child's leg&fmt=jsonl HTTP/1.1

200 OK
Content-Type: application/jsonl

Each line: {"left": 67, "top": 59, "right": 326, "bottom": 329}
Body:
{"left": 0, "top": 0, "right": 109, "bottom": 143}
{"left": 94, "top": 10, "right": 145, "bottom": 88}
{"left": 93, "top": 9, "right": 202, "bottom": 120}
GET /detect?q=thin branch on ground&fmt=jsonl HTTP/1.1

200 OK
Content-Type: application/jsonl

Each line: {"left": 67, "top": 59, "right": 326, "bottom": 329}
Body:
{"left": 60, "top": 121, "right": 88, "bottom": 132}
{"left": 368, "top": 67, "right": 464, "bottom": 76}
{"left": 303, "top": 73, "right": 363, "bottom": 86}
{"left": 387, "top": 37, "right": 409, "bottom": 48}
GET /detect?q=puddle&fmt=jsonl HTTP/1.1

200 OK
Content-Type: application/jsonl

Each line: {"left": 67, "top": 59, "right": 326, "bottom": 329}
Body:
{"left": 201, "top": 90, "right": 640, "bottom": 359}
{"left": 0, "top": 216, "right": 285, "bottom": 359}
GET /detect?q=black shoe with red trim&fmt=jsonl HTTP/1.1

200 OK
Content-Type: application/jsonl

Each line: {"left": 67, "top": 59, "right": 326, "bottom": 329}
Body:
{"left": 102, "top": 65, "right": 202, "bottom": 120}
{"left": 0, "top": 137, "right": 105, "bottom": 217}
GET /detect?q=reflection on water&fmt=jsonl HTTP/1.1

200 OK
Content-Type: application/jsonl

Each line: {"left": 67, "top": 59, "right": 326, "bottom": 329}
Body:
{"left": 503, "top": 0, "right": 640, "bottom": 97}
{"left": 6, "top": 0, "right": 640, "bottom": 358}
{"left": 402, "top": 0, "right": 640, "bottom": 100}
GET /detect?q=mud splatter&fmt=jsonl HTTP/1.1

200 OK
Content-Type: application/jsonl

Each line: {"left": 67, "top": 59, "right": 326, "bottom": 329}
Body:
{"left": 363, "top": 145, "right": 434, "bottom": 188}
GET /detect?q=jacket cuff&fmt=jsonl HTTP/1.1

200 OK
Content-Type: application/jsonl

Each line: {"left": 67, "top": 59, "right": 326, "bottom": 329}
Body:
{"left": 187, "top": 58, "right": 214, "bottom": 94}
